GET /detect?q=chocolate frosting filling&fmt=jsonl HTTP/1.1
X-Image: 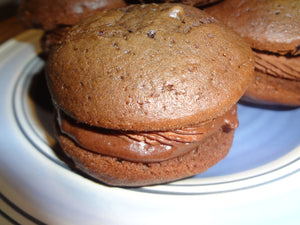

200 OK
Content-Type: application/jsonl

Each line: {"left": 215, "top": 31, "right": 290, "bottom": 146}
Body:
{"left": 254, "top": 50, "right": 300, "bottom": 81}
{"left": 58, "top": 105, "right": 238, "bottom": 163}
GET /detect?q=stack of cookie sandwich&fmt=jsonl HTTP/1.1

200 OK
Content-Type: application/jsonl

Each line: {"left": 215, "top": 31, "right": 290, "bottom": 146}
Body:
{"left": 46, "top": 3, "right": 254, "bottom": 186}
{"left": 205, "top": 0, "right": 300, "bottom": 107}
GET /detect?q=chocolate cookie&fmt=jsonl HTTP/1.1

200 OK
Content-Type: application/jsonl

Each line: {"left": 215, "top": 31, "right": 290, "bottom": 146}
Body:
{"left": 18, "top": 0, "right": 126, "bottom": 52}
{"left": 205, "top": 0, "right": 300, "bottom": 106}
{"left": 46, "top": 3, "right": 254, "bottom": 186}
{"left": 18, "top": 0, "right": 126, "bottom": 30}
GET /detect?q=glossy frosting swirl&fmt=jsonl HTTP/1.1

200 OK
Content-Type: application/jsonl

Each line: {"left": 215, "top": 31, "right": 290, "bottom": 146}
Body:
{"left": 254, "top": 50, "right": 300, "bottom": 81}
{"left": 58, "top": 105, "right": 238, "bottom": 162}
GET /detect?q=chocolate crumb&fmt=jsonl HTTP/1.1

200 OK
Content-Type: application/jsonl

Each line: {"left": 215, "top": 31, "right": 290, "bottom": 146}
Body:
{"left": 147, "top": 30, "right": 156, "bottom": 39}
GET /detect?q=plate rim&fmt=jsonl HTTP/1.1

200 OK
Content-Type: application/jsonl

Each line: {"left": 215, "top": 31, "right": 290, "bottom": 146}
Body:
{"left": 3, "top": 29, "right": 300, "bottom": 195}
{"left": 1, "top": 29, "right": 300, "bottom": 225}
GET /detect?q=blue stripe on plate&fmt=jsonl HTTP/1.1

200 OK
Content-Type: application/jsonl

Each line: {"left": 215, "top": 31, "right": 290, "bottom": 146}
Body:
{"left": 0, "top": 193, "right": 46, "bottom": 225}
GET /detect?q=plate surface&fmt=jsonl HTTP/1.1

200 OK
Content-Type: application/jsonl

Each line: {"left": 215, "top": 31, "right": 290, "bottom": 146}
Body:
{"left": 1, "top": 30, "right": 300, "bottom": 225}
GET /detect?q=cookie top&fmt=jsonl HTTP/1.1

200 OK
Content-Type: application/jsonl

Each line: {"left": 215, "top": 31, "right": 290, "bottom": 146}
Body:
{"left": 46, "top": 3, "right": 254, "bottom": 132}
{"left": 18, "top": 0, "right": 126, "bottom": 30}
{"left": 126, "top": 0, "right": 221, "bottom": 7}
{"left": 205, "top": 0, "right": 300, "bottom": 55}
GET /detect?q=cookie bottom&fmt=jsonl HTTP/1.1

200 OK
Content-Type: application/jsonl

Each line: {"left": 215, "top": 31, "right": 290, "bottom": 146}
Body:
{"left": 242, "top": 71, "right": 300, "bottom": 107}
{"left": 57, "top": 126, "right": 234, "bottom": 187}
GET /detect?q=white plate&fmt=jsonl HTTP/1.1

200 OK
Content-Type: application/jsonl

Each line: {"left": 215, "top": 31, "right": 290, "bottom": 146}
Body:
{"left": 1, "top": 30, "right": 300, "bottom": 225}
